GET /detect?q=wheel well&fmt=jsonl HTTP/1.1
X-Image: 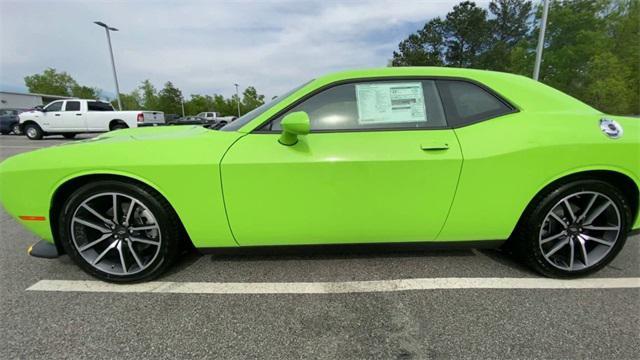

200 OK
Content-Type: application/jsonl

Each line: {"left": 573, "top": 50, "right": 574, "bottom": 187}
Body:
{"left": 109, "top": 119, "right": 128, "bottom": 130}
{"left": 49, "top": 174, "right": 191, "bottom": 253}
{"left": 513, "top": 170, "right": 639, "bottom": 237}
{"left": 21, "top": 120, "right": 40, "bottom": 128}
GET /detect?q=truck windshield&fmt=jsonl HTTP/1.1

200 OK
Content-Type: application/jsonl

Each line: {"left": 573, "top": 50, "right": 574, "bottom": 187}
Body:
{"left": 219, "top": 80, "right": 312, "bottom": 132}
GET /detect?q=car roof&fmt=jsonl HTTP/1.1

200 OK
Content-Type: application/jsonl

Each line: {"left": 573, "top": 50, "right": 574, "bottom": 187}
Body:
{"left": 312, "top": 67, "right": 597, "bottom": 113}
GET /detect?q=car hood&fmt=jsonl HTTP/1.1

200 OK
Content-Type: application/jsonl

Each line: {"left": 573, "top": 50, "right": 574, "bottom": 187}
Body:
{"left": 95, "top": 124, "right": 211, "bottom": 141}
{"left": 18, "top": 110, "right": 44, "bottom": 119}
{"left": 0, "top": 125, "right": 242, "bottom": 175}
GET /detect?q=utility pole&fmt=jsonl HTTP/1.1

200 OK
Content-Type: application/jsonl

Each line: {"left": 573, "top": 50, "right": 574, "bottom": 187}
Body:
{"left": 94, "top": 21, "right": 122, "bottom": 110}
{"left": 234, "top": 83, "right": 241, "bottom": 117}
{"left": 181, "top": 96, "right": 185, "bottom": 117}
{"left": 533, "top": 0, "right": 550, "bottom": 81}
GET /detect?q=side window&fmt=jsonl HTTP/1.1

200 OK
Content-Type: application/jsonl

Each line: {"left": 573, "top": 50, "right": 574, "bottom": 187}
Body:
{"left": 87, "top": 101, "right": 114, "bottom": 111}
{"left": 269, "top": 80, "right": 446, "bottom": 131}
{"left": 44, "top": 101, "right": 63, "bottom": 112}
{"left": 64, "top": 101, "right": 80, "bottom": 111}
{"left": 437, "top": 80, "right": 513, "bottom": 127}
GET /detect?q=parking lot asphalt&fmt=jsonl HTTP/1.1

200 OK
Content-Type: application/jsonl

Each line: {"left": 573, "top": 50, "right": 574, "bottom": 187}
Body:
{"left": 0, "top": 133, "right": 639, "bottom": 359}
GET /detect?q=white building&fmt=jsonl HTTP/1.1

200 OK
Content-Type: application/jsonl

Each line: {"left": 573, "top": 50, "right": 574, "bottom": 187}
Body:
{"left": 0, "top": 91, "right": 72, "bottom": 109}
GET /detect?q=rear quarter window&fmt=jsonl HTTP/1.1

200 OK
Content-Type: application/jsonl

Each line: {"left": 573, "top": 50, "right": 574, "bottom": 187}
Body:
{"left": 436, "top": 80, "right": 514, "bottom": 127}
{"left": 88, "top": 101, "right": 114, "bottom": 111}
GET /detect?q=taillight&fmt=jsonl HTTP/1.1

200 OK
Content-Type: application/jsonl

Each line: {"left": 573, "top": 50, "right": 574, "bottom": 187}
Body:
{"left": 137, "top": 113, "right": 144, "bottom": 123}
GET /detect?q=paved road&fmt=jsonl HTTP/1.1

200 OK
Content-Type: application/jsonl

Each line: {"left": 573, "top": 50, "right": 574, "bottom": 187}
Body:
{"left": 1, "top": 133, "right": 638, "bottom": 359}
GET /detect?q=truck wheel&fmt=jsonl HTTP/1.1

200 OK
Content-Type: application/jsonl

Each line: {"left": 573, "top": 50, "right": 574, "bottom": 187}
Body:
{"left": 110, "top": 121, "right": 128, "bottom": 131}
{"left": 12, "top": 123, "right": 22, "bottom": 135}
{"left": 24, "top": 123, "right": 44, "bottom": 140}
{"left": 63, "top": 133, "right": 76, "bottom": 139}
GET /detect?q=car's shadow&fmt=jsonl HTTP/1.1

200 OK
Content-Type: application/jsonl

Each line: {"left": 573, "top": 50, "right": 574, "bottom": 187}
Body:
{"left": 165, "top": 241, "right": 537, "bottom": 278}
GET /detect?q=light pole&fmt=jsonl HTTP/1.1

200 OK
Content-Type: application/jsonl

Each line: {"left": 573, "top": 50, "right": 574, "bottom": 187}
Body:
{"left": 94, "top": 21, "right": 122, "bottom": 110}
{"left": 533, "top": 0, "right": 550, "bottom": 81}
{"left": 181, "top": 96, "right": 186, "bottom": 117}
{"left": 234, "top": 83, "right": 241, "bottom": 117}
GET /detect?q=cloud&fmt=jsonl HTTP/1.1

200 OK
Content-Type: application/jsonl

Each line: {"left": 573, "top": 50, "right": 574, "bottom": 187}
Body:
{"left": 0, "top": 0, "right": 473, "bottom": 99}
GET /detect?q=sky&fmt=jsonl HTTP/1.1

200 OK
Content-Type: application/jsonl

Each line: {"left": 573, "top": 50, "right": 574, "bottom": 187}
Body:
{"left": 0, "top": 0, "right": 489, "bottom": 99}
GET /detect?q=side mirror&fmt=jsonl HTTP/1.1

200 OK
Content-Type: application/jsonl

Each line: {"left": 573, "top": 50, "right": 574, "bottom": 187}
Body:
{"left": 34, "top": 105, "right": 44, "bottom": 112}
{"left": 279, "top": 111, "right": 310, "bottom": 146}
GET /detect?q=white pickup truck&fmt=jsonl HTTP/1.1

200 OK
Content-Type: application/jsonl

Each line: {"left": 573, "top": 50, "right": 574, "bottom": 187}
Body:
{"left": 19, "top": 99, "right": 164, "bottom": 140}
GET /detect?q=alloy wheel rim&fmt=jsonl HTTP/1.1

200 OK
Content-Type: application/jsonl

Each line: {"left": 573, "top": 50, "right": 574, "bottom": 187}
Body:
{"left": 12, "top": 124, "right": 20, "bottom": 134}
{"left": 70, "top": 192, "right": 162, "bottom": 276}
{"left": 538, "top": 191, "right": 621, "bottom": 271}
{"left": 26, "top": 128, "right": 36, "bottom": 138}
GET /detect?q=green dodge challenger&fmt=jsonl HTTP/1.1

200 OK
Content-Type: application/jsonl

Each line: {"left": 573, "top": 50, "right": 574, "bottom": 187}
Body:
{"left": 0, "top": 67, "right": 638, "bottom": 282}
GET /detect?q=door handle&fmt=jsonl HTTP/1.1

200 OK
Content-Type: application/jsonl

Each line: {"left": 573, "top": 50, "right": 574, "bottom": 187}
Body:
{"left": 421, "top": 143, "right": 449, "bottom": 151}
{"left": 54, "top": 113, "right": 61, "bottom": 116}
{"left": 75, "top": 113, "right": 82, "bottom": 116}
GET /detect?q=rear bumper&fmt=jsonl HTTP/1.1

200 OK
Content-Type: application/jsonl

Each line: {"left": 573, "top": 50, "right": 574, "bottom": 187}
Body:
{"left": 0, "top": 121, "right": 17, "bottom": 132}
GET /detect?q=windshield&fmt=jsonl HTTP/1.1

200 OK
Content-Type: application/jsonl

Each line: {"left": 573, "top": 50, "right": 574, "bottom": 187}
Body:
{"left": 219, "top": 80, "right": 312, "bottom": 131}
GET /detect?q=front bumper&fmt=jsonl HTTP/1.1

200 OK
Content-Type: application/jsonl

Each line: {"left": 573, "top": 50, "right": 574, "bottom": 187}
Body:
{"left": 28, "top": 240, "right": 61, "bottom": 259}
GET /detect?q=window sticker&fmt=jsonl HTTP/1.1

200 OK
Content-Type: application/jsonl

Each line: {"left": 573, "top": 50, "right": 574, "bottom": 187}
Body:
{"left": 355, "top": 82, "right": 427, "bottom": 124}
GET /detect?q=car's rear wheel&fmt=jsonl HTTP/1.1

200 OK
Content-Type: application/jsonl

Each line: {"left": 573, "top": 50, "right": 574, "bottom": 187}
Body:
{"left": 11, "top": 123, "right": 22, "bottom": 135}
{"left": 516, "top": 179, "right": 630, "bottom": 278}
{"left": 0, "top": 130, "right": 9, "bottom": 135}
{"left": 59, "top": 180, "right": 181, "bottom": 283}
{"left": 24, "top": 123, "right": 43, "bottom": 140}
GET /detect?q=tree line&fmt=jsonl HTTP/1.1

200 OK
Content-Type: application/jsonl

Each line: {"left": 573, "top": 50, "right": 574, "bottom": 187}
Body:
{"left": 24, "top": 1, "right": 638, "bottom": 116}
{"left": 391, "top": 0, "right": 639, "bottom": 115}
{"left": 24, "top": 68, "right": 265, "bottom": 116}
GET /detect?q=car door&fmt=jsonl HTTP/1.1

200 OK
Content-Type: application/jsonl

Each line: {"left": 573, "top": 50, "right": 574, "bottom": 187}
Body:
{"left": 221, "top": 79, "right": 463, "bottom": 246}
{"left": 39, "top": 100, "right": 64, "bottom": 131}
{"left": 86, "top": 101, "right": 115, "bottom": 131}
{"left": 60, "top": 100, "right": 86, "bottom": 131}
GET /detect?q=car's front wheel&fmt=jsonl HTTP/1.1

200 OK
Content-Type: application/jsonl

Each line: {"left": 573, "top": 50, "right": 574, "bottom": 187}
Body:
{"left": 516, "top": 179, "right": 630, "bottom": 278}
{"left": 24, "top": 123, "right": 43, "bottom": 140}
{"left": 59, "top": 180, "right": 181, "bottom": 283}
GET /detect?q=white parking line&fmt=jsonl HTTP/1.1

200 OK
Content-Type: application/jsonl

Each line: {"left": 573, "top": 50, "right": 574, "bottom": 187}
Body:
{"left": 26, "top": 277, "right": 640, "bottom": 294}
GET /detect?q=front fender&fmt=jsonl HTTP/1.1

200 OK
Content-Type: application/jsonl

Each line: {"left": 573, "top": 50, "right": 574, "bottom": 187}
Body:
{"left": 0, "top": 129, "right": 243, "bottom": 248}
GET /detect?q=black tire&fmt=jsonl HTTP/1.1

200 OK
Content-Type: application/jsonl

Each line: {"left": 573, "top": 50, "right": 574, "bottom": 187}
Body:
{"left": 24, "top": 123, "right": 43, "bottom": 140}
{"left": 514, "top": 179, "right": 631, "bottom": 278}
{"left": 0, "top": 130, "right": 9, "bottom": 135}
{"left": 59, "top": 180, "right": 182, "bottom": 283}
{"left": 11, "top": 123, "right": 22, "bottom": 135}
{"left": 63, "top": 133, "right": 76, "bottom": 139}
{"left": 110, "top": 122, "right": 128, "bottom": 131}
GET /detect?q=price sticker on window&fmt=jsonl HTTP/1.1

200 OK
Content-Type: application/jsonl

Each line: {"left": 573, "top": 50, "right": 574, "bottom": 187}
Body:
{"left": 355, "top": 82, "right": 427, "bottom": 124}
